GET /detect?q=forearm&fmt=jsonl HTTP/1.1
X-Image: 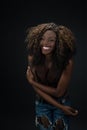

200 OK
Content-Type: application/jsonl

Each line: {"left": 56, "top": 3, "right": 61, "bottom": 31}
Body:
{"left": 31, "top": 80, "right": 58, "bottom": 97}
{"left": 32, "top": 85, "right": 64, "bottom": 110}
{"left": 27, "top": 66, "right": 66, "bottom": 98}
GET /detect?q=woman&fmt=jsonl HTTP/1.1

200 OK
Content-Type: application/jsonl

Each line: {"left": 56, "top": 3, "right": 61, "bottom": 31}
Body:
{"left": 25, "top": 23, "right": 78, "bottom": 130}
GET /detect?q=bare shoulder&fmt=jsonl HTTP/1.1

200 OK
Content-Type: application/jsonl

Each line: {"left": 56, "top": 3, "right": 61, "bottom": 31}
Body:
{"left": 64, "top": 58, "right": 74, "bottom": 74}
{"left": 28, "top": 55, "right": 33, "bottom": 61}
{"left": 68, "top": 58, "right": 74, "bottom": 68}
{"left": 28, "top": 55, "right": 34, "bottom": 66}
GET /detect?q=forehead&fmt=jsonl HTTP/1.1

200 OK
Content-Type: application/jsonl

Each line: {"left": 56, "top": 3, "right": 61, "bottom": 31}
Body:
{"left": 42, "top": 30, "right": 56, "bottom": 38}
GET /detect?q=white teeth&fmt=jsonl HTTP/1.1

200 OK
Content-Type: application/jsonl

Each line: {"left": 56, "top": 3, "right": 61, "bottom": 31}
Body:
{"left": 43, "top": 47, "right": 50, "bottom": 50}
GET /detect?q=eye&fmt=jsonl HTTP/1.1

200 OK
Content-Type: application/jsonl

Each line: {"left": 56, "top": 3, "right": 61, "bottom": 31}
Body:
{"left": 40, "top": 37, "right": 44, "bottom": 41}
{"left": 49, "top": 39, "right": 56, "bottom": 42}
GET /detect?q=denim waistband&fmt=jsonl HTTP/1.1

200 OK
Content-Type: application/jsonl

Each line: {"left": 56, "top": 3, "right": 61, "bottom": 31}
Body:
{"left": 36, "top": 93, "right": 69, "bottom": 104}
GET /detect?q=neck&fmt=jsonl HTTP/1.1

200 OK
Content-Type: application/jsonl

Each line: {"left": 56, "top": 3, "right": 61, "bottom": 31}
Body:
{"left": 45, "top": 53, "right": 52, "bottom": 61}
{"left": 45, "top": 55, "right": 53, "bottom": 69}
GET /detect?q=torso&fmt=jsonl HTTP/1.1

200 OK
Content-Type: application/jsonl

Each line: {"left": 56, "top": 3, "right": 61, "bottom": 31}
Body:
{"left": 33, "top": 61, "right": 63, "bottom": 87}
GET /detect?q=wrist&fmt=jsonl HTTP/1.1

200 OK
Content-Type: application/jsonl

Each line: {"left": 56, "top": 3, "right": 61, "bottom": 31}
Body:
{"left": 58, "top": 104, "right": 65, "bottom": 110}
{"left": 30, "top": 79, "right": 35, "bottom": 85}
{"left": 29, "top": 78, "right": 33, "bottom": 84}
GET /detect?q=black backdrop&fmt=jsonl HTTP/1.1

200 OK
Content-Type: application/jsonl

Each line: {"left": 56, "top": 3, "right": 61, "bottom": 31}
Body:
{"left": 1, "top": 0, "right": 86, "bottom": 130}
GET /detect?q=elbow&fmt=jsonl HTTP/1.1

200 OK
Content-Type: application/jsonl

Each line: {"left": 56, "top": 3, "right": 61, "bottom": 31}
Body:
{"left": 55, "top": 90, "right": 65, "bottom": 98}
{"left": 55, "top": 93, "right": 62, "bottom": 98}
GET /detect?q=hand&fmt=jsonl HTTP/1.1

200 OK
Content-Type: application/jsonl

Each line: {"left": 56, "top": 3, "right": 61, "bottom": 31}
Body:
{"left": 26, "top": 66, "right": 34, "bottom": 84}
{"left": 62, "top": 105, "right": 78, "bottom": 116}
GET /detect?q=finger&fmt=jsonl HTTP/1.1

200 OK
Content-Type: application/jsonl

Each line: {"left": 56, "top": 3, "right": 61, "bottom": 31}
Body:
{"left": 26, "top": 68, "right": 29, "bottom": 74}
{"left": 73, "top": 110, "right": 78, "bottom": 116}
{"left": 71, "top": 108, "right": 78, "bottom": 114}
{"left": 71, "top": 108, "right": 77, "bottom": 113}
{"left": 71, "top": 109, "right": 78, "bottom": 116}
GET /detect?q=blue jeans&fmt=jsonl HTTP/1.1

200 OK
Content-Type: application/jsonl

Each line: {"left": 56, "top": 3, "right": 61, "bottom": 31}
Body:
{"left": 35, "top": 95, "right": 71, "bottom": 130}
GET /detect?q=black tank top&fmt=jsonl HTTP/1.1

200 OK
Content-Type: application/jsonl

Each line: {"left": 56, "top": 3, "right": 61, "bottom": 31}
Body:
{"left": 35, "top": 66, "right": 63, "bottom": 88}
{"left": 35, "top": 65, "right": 69, "bottom": 101}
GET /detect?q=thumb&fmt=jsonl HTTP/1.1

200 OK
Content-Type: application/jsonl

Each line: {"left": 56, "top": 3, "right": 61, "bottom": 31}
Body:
{"left": 28, "top": 66, "right": 30, "bottom": 69}
{"left": 71, "top": 109, "right": 78, "bottom": 116}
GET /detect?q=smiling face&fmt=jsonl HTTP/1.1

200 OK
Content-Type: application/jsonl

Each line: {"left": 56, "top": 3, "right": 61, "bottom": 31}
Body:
{"left": 40, "top": 30, "right": 56, "bottom": 56}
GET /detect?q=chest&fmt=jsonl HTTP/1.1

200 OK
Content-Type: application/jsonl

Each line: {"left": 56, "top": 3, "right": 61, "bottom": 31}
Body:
{"left": 35, "top": 63, "right": 62, "bottom": 84}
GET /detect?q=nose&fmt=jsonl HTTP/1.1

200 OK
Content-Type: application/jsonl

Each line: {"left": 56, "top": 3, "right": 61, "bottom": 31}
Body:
{"left": 42, "top": 39, "right": 49, "bottom": 46}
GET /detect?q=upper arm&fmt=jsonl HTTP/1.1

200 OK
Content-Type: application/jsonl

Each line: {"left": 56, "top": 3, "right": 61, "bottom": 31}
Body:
{"left": 56, "top": 58, "right": 74, "bottom": 97}
{"left": 27, "top": 55, "right": 37, "bottom": 78}
{"left": 28, "top": 55, "right": 33, "bottom": 66}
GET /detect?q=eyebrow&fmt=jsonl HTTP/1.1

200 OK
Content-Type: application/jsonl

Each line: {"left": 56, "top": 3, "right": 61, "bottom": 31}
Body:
{"left": 42, "top": 36, "right": 56, "bottom": 39}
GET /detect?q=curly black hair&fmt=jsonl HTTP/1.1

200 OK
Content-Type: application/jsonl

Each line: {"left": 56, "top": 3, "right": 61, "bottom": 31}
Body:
{"left": 25, "top": 22, "right": 76, "bottom": 69}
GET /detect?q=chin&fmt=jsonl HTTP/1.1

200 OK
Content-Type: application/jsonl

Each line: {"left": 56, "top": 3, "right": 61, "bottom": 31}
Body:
{"left": 42, "top": 52, "right": 52, "bottom": 56}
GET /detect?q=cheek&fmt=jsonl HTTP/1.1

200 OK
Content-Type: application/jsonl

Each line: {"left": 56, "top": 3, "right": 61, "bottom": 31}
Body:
{"left": 52, "top": 42, "right": 56, "bottom": 49}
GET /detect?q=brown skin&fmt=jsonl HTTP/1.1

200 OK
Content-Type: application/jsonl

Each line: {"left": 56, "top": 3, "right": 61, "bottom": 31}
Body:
{"left": 26, "top": 65, "right": 78, "bottom": 116}
{"left": 27, "top": 57, "right": 73, "bottom": 98}
{"left": 26, "top": 30, "right": 78, "bottom": 116}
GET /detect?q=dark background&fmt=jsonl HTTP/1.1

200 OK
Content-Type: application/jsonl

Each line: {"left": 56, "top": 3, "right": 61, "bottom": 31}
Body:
{"left": 1, "top": 0, "right": 86, "bottom": 130}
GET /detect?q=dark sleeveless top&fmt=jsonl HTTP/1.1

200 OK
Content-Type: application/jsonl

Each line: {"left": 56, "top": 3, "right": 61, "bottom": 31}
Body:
{"left": 34, "top": 63, "right": 70, "bottom": 101}
{"left": 35, "top": 65, "right": 63, "bottom": 88}
{"left": 36, "top": 73, "right": 59, "bottom": 87}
